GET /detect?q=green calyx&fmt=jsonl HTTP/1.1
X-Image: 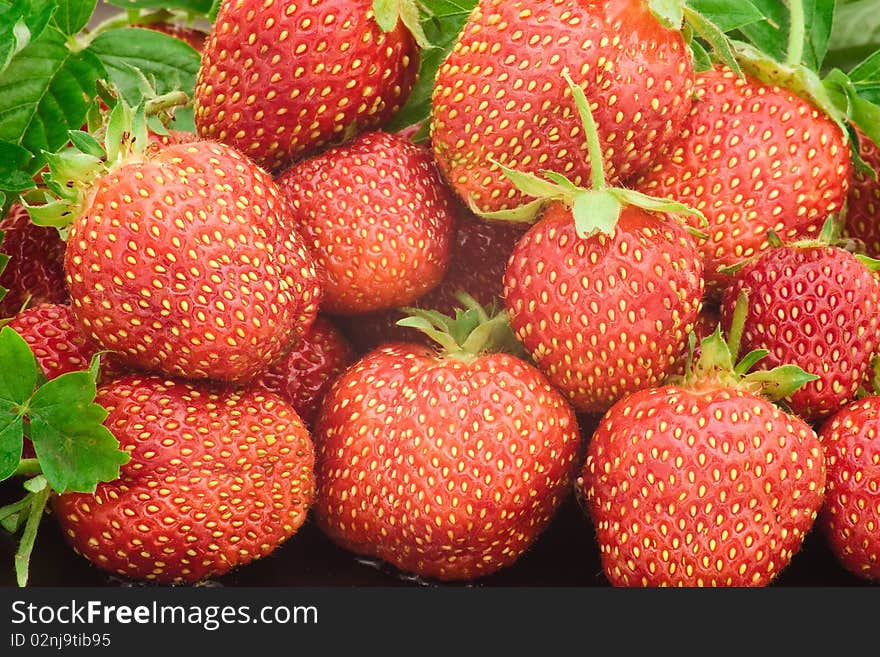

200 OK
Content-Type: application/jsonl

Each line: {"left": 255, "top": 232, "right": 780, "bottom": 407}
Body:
{"left": 472, "top": 69, "right": 707, "bottom": 240}
{"left": 677, "top": 290, "right": 818, "bottom": 401}
{"left": 372, "top": 0, "right": 432, "bottom": 49}
{"left": 396, "top": 292, "right": 526, "bottom": 363}
{"left": 23, "top": 90, "right": 188, "bottom": 235}
{"left": 0, "top": 326, "right": 129, "bottom": 586}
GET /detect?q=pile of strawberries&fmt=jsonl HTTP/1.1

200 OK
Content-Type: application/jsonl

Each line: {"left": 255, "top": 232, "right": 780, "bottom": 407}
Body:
{"left": 3, "top": 0, "right": 880, "bottom": 588}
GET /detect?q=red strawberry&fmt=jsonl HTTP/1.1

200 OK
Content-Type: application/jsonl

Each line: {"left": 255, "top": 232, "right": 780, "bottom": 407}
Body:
{"left": 313, "top": 304, "right": 580, "bottom": 581}
{"left": 817, "top": 395, "right": 880, "bottom": 582}
{"left": 0, "top": 203, "right": 67, "bottom": 317}
{"left": 430, "top": 0, "right": 695, "bottom": 213}
{"left": 504, "top": 202, "right": 704, "bottom": 414}
{"left": 53, "top": 374, "right": 315, "bottom": 584}
{"left": 6, "top": 303, "right": 107, "bottom": 380}
{"left": 335, "top": 207, "right": 525, "bottom": 353}
{"left": 193, "top": 0, "right": 419, "bottom": 172}
{"left": 63, "top": 139, "right": 322, "bottom": 383}
{"left": 844, "top": 130, "right": 880, "bottom": 258}
{"left": 256, "top": 315, "right": 355, "bottom": 426}
{"left": 634, "top": 65, "right": 852, "bottom": 296}
{"left": 580, "top": 327, "right": 827, "bottom": 586}
{"left": 276, "top": 131, "right": 455, "bottom": 315}
{"left": 719, "top": 238, "right": 880, "bottom": 422}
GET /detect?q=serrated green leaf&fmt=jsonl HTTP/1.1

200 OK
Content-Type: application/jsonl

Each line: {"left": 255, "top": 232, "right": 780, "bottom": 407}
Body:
{"left": 572, "top": 190, "right": 621, "bottom": 239}
{"left": 86, "top": 27, "right": 201, "bottom": 105}
{"left": 744, "top": 364, "right": 819, "bottom": 400}
{"left": 686, "top": 0, "right": 764, "bottom": 33}
{"left": 0, "top": 415, "right": 24, "bottom": 481}
{"left": 52, "top": 0, "right": 97, "bottom": 36}
{"left": 105, "top": 0, "right": 214, "bottom": 12}
{"left": 0, "top": 326, "right": 38, "bottom": 406}
{"left": 28, "top": 370, "right": 129, "bottom": 494}
{"left": 0, "top": 26, "right": 105, "bottom": 174}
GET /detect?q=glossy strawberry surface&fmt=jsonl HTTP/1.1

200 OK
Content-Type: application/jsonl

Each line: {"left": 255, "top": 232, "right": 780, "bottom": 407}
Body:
{"left": 64, "top": 140, "right": 321, "bottom": 382}
{"left": 194, "top": 0, "right": 419, "bottom": 171}
{"left": 53, "top": 374, "right": 315, "bottom": 584}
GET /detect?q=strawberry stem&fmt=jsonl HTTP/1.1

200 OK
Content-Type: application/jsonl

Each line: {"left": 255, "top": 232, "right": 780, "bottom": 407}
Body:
{"left": 562, "top": 69, "right": 606, "bottom": 191}
{"left": 15, "top": 486, "right": 49, "bottom": 587}
{"left": 786, "top": 0, "right": 805, "bottom": 67}
{"left": 13, "top": 459, "right": 41, "bottom": 478}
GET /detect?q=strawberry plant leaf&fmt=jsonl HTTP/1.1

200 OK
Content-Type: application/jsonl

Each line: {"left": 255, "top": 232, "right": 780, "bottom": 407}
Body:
{"left": 825, "top": 0, "right": 880, "bottom": 74}
{"left": 86, "top": 27, "right": 201, "bottom": 105}
{"left": 386, "top": 0, "right": 478, "bottom": 131}
{"left": 105, "top": 0, "right": 214, "bottom": 12}
{"left": 0, "top": 326, "right": 38, "bottom": 405}
{"left": 0, "top": 416, "right": 23, "bottom": 481}
{"left": 52, "top": 0, "right": 97, "bottom": 36}
{"left": 0, "top": 141, "right": 36, "bottom": 193}
{"left": 734, "top": 0, "right": 789, "bottom": 65}
{"left": 0, "top": 25, "right": 105, "bottom": 175}
{"left": 0, "top": 0, "right": 56, "bottom": 76}
{"left": 685, "top": 0, "right": 764, "bottom": 33}
{"left": 28, "top": 368, "right": 129, "bottom": 494}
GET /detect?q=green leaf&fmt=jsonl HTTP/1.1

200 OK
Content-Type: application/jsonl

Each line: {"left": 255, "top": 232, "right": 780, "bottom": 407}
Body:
{"left": 86, "top": 27, "right": 201, "bottom": 105}
{"left": 0, "top": 0, "right": 56, "bottom": 76}
{"left": 572, "top": 190, "right": 621, "bottom": 238}
{"left": 804, "top": 0, "right": 836, "bottom": 72}
{"left": 28, "top": 370, "right": 129, "bottom": 494}
{"left": 0, "top": 326, "right": 39, "bottom": 406}
{"left": 686, "top": 0, "right": 765, "bottom": 33}
{"left": 734, "top": 0, "right": 789, "bottom": 64}
{"left": 52, "top": 0, "right": 97, "bottom": 36}
{"left": 824, "top": 0, "right": 880, "bottom": 74}
{"left": 0, "top": 25, "right": 105, "bottom": 174}
{"left": 683, "top": 6, "right": 743, "bottom": 77}
{"left": 386, "top": 0, "right": 478, "bottom": 131}
{"left": 0, "top": 415, "right": 23, "bottom": 481}
{"left": 744, "top": 364, "right": 819, "bottom": 400}
{"left": 105, "top": 0, "right": 214, "bottom": 12}
{"left": 734, "top": 348, "right": 769, "bottom": 375}
{"left": 0, "top": 140, "right": 36, "bottom": 192}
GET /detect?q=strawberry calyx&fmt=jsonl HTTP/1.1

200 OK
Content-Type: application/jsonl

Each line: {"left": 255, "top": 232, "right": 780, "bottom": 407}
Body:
{"left": 396, "top": 292, "right": 526, "bottom": 364}
{"left": 372, "top": 0, "right": 432, "bottom": 49}
{"left": 472, "top": 69, "right": 707, "bottom": 240}
{"left": 676, "top": 290, "right": 818, "bottom": 401}
{"left": 23, "top": 91, "right": 188, "bottom": 236}
{"left": 0, "top": 325, "right": 129, "bottom": 586}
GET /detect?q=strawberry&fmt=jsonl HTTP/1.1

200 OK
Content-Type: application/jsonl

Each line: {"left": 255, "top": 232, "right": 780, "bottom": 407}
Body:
{"left": 817, "top": 395, "right": 880, "bottom": 582}
{"left": 53, "top": 374, "right": 315, "bottom": 584}
{"left": 256, "top": 315, "right": 355, "bottom": 426}
{"left": 193, "top": 0, "right": 419, "bottom": 172}
{"left": 430, "top": 0, "right": 695, "bottom": 213}
{"left": 634, "top": 65, "right": 852, "bottom": 296}
{"left": 580, "top": 318, "right": 827, "bottom": 586}
{"left": 719, "top": 231, "right": 880, "bottom": 423}
{"left": 276, "top": 131, "right": 455, "bottom": 315}
{"left": 335, "top": 206, "right": 525, "bottom": 353}
{"left": 54, "top": 136, "right": 321, "bottom": 383}
{"left": 0, "top": 203, "right": 67, "bottom": 318}
{"left": 843, "top": 130, "right": 880, "bottom": 258}
{"left": 6, "top": 303, "right": 107, "bottom": 381}
{"left": 313, "top": 302, "right": 580, "bottom": 581}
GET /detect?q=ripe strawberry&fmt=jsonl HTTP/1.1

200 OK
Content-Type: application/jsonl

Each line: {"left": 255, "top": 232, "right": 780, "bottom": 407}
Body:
{"left": 256, "top": 315, "right": 355, "bottom": 426}
{"left": 430, "top": 0, "right": 695, "bottom": 213}
{"left": 6, "top": 303, "right": 107, "bottom": 380}
{"left": 719, "top": 236, "right": 880, "bottom": 423}
{"left": 62, "top": 139, "right": 321, "bottom": 383}
{"left": 580, "top": 326, "right": 827, "bottom": 586}
{"left": 817, "top": 395, "right": 880, "bottom": 582}
{"left": 843, "top": 130, "right": 880, "bottom": 258}
{"left": 313, "top": 303, "right": 580, "bottom": 581}
{"left": 335, "top": 207, "right": 525, "bottom": 353}
{"left": 0, "top": 203, "right": 67, "bottom": 317}
{"left": 634, "top": 65, "right": 852, "bottom": 296}
{"left": 53, "top": 374, "right": 315, "bottom": 584}
{"left": 276, "top": 131, "right": 455, "bottom": 315}
{"left": 504, "top": 202, "right": 704, "bottom": 414}
{"left": 193, "top": 0, "right": 419, "bottom": 172}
